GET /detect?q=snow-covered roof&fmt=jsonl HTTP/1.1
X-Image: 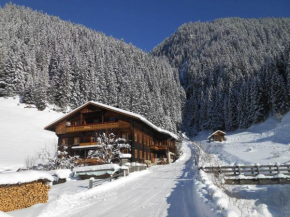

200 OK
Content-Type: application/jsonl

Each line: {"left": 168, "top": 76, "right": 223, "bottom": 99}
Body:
{"left": 73, "top": 164, "right": 120, "bottom": 172}
{"left": 48, "top": 169, "right": 72, "bottom": 179}
{"left": 0, "top": 171, "right": 54, "bottom": 186}
{"left": 207, "top": 130, "right": 226, "bottom": 139}
{"left": 45, "top": 101, "right": 178, "bottom": 140}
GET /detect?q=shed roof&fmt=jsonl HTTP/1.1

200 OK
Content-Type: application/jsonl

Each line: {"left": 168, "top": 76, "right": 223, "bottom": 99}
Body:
{"left": 44, "top": 101, "right": 178, "bottom": 140}
{"left": 207, "top": 130, "right": 226, "bottom": 139}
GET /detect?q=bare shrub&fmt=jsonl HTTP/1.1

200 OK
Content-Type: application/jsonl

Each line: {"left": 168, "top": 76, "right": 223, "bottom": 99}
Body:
{"left": 272, "top": 150, "right": 281, "bottom": 158}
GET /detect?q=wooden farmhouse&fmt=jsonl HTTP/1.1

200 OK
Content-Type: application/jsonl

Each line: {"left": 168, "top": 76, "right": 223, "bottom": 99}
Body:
{"left": 208, "top": 130, "right": 226, "bottom": 142}
{"left": 45, "top": 101, "right": 177, "bottom": 165}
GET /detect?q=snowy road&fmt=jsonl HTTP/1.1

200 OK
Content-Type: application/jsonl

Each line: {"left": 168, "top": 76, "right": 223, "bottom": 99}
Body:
{"left": 36, "top": 142, "right": 200, "bottom": 217}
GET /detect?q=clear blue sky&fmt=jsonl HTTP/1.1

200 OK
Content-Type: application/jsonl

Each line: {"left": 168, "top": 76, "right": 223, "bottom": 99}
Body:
{"left": 0, "top": 0, "right": 289, "bottom": 51}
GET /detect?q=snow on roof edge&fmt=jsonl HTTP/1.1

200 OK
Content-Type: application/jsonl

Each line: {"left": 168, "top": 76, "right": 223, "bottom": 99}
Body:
{"left": 207, "top": 130, "right": 226, "bottom": 139}
{"left": 45, "top": 101, "right": 178, "bottom": 140}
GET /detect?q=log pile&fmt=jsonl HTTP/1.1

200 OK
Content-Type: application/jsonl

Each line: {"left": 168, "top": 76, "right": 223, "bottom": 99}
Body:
{"left": 0, "top": 180, "right": 50, "bottom": 212}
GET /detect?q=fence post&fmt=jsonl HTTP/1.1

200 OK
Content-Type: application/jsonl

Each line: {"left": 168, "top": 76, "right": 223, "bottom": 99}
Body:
{"left": 256, "top": 165, "right": 260, "bottom": 174}
{"left": 234, "top": 166, "right": 237, "bottom": 176}
{"left": 237, "top": 166, "right": 241, "bottom": 175}
{"left": 277, "top": 165, "right": 280, "bottom": 174}
{"left": 218, "top": 166, "right": 222, "bottom": 174}
{"left": 89, "top": 177, "right": 94, "bottom": 189}
{"left": 123, "top": 170, "right": 126, "bottom": 177}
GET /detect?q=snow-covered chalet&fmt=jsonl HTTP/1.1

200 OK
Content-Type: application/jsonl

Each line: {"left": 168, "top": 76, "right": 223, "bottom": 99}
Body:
{"left": 44, "top": 101, "right": 177, "bottom": 165}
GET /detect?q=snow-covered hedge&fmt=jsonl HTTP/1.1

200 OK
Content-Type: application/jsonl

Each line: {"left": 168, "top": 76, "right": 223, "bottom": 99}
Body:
{"left": 0, "top": 171, "right": 53, "bottom": 186}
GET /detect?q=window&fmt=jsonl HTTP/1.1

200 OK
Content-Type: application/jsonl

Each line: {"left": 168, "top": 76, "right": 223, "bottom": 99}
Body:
{"left": 140, "top": 151, "right": 142, "bottom": 159}
{"left": 144, "top": 151, "right": 146, "bottom": 160}
{"left": 122, "top": 149, "right": 128, "bottom": 154}
{"left": 135, "top": 150, "right": 138, "bottom": 158}
{"left": 109, "top": 117, "right": 116, "bottom": 122}
{"left": 74, "top": 137, "right": 79, "bottom": 145}
{"left": 140, "top": 133, "right": 142, "bottom": 144}
{"left": 122, "top": 133, "right": 128, "bottom": 141}
{"left": 61, "top": 138, "right": 68, "bottom": 145}
{"left": 134, "top": 131, "right": 137, "bottom": 142}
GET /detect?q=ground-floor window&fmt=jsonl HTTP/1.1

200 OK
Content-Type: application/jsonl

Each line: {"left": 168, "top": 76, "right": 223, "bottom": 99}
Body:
{"left": 74, "top": 137, "right": 79, "bottom": 145}
{"left": 62, "top": 138, "right": 68, "bottom": 145}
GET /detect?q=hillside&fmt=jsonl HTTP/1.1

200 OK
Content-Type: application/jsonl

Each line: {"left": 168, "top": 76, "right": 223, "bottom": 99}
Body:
{"left": 0, "top": 3, "right": 183, "bottom": 133}
{"left": 194, "top": 110, "right": 290, "bottom": 165}
{"left": 152, "top": 18, "right": 290, "bottom": 134}
{"left": 0, "top": 97, "right": 61, "bottom": 171}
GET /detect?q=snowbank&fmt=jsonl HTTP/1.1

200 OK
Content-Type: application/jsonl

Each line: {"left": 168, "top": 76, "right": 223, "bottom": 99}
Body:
{"left": 73, "top": 164, "right": 120, "bottom": 172}
{"left": 197, "top": 170, "right": 241, "bottom": 216}
{"left": 0, "top": 171, "right": 54, "bottom": 185}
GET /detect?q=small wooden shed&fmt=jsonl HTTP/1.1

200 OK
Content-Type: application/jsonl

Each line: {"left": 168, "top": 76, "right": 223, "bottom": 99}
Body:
{"left": 208, "top": 130, "right": 226, "bottom": 142}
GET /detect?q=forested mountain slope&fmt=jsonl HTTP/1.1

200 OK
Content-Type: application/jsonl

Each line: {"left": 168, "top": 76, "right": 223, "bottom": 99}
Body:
{"left": 152, "top": 18, "right": 290, "bottom": 133}
{"left": 0, "top": 4, "right": 183, "bottom": 132}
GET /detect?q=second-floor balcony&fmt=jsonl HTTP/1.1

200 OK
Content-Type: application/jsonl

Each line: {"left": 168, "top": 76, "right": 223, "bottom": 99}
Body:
{"left": 66, "top": 121, "right": 120, "bottom": 133}
{"left": 150, "top": 144, "right": 167, "bottom": 151}
{"left": 56, "top": 120, "right": 131, "bottom": 134}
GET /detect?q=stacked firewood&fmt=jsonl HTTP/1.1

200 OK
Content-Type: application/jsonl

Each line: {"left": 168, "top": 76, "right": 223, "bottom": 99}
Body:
{"left": 0, "top": 180, "right": 50, "bottom": 212}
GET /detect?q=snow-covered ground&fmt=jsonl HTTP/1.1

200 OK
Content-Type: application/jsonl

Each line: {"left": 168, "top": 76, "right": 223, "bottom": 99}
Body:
{"left": 0, "top": 97, "right": 62, "bottom": 172}
{"left": 194, "top": 112, "right": 290, "bottom": 165}
{"left": 193, "top": 112, "right": 290, "bottom": 217}
{"left": 2, "top": 96, "right": 290, "bottom": 217}
{"left": 8, "top": 141, "right": 202, "bottom": 217}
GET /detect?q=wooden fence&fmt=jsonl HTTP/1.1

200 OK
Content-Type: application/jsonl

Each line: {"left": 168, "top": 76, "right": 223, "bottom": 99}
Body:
{"left": 89, "top": 173, "right": 123, "bottom": 189}
{"left": 199, "top": 164, "right": 290, "bottom": 177}
{"left": 199, "top": 164, "right": 290, "bottom": 185}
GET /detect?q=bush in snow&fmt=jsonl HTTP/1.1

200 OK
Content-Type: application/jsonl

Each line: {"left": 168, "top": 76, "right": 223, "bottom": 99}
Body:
{"left": 174, "top": 131, "right": 183, "bottom": 159}
{"left": 86, "top": 132, "right": 131, "bottom": 164}
{"left": 271, "top": 150, "right": 281, "bottom": 158}
{"left": 25, "top": 143, "right": 77, "bottom": 170}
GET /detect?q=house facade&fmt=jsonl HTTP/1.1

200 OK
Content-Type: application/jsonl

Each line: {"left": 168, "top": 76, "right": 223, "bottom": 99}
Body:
{"left": 44, "top": 101, "right": 177, "bottom": 165}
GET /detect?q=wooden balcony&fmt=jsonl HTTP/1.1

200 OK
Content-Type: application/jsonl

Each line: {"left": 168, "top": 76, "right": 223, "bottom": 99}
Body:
{"left": 150, "top": 145, "right": 167, "bottom": 151}
{"left": 66, "top": 121, "right": 120, "bottom": 133}
{"left": 79, "top": 142, "right": 98, "bottom": 146}
{"left": 56, "top": 120, "right": 131, "bottom": 134}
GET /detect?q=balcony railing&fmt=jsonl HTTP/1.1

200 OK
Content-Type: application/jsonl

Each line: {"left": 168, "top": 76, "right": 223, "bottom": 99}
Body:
{"left": 67, "top": 121, "right": 120, "bottom": 133}
{"left": 79, "top": 142, "right": 98, "bottom": 146}
{"left": 55, "top": 120, "right": 131, "bottom": 135}
{"left": 150, "top": 145, "right": 167, "bottom": 151}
